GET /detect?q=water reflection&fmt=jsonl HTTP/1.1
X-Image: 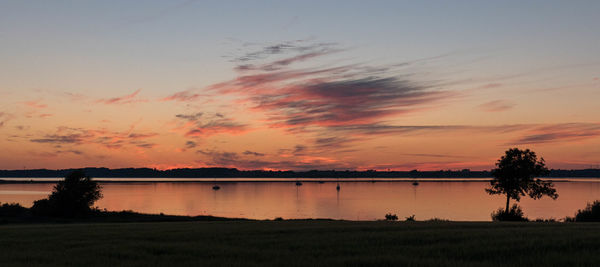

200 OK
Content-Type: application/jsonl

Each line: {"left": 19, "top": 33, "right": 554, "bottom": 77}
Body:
{"left": 1, "top": 181, "right": 600, "bottom": 221}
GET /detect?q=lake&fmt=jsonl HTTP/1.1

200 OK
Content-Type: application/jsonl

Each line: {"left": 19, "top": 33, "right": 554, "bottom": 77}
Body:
{"left": 1, "top": 178, "right": 600, "bottom": 221}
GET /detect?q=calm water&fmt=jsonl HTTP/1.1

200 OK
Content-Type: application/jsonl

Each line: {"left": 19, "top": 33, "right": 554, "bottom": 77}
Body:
{"left": 2, "top": 179, "right": 600, "bottom": 221}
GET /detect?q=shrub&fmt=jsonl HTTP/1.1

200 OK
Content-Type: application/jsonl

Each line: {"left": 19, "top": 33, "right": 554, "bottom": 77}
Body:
{"left": 491, "top": 204, "right": 528, "bottom": 221}
{"left": 31, "top": 170, "right": 102, "bottom": 217}
{"left": 0, "top": 202, "right": 28, "bottom": 217}
{"left": 384, "top": 213, "right": 398, "bottom": 221}
{"left": 30, "top": 199, "right": 53, "bottom": 216}
{"left": 573, "top": 200, "right": 600, "bottom": 222}
{"left": 405, "top": 215, "right": 416, "bottom": 221}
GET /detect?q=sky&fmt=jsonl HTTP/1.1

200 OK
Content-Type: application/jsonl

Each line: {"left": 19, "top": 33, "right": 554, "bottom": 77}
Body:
{"left": 0, "top": 0, "right": 599, "bottom": 171}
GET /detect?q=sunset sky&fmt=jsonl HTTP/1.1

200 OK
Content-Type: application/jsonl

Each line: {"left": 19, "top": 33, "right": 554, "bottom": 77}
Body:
{"left": 1, "top": 1, "right": 599, "bottom": 171}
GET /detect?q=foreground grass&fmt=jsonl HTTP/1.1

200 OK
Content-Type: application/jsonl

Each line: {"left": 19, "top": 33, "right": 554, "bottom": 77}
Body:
{"left": 1, "top": 221, "right": 600, "bottom": 266}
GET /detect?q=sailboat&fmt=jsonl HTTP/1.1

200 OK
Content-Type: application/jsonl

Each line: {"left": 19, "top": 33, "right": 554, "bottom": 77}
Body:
{"left": 212, "top": 177, "right": 220, "bottom": 190}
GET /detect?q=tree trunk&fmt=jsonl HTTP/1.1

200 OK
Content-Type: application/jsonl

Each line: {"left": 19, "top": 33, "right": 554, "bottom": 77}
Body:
{"left": 505, "top": 195, "right": 510, "bottom": 213}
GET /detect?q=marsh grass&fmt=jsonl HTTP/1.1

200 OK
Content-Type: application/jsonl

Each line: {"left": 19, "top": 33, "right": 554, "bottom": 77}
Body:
{"left": 2, "top": 221, "right": 600, "bottom": 266}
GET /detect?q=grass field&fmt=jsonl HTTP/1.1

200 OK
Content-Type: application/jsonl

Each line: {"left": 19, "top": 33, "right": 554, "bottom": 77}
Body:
{"left": 1, "top": 221, "right": 600, "bottom": 266}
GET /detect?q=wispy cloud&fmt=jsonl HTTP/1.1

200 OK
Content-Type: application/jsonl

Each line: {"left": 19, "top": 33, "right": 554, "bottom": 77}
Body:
{"left": 478, "top": 99, "right": 515, "bottom": 112}
{"left": 30, "top": 126, "right": 158, "bottom": 150}
{"left": 209, "top": 41, "right": 459, "bottom": 151}
{"left": 97, "top": 89, "right": 147, "bottom": 105}
{"left": 175, "top": 112, "right": 204, "bottom": 121}
{"left": 161, "top": 89, "right": 205, "bottom": 102}
{"left": 511, "top": 123, "right": 600, "bottom": 144}
{"left": 196, "top": 149, "right": 350, "bottom": 170}
{"left": 230, "top": 40, "right": 339, "bottom": 62}
{"left": 243, "top": 150, "right": 265, "bottom": 156}
{"left": 173, "top": 112, "right": 247, "bottom": 137}
{"left": 185, "top": 140, "right": 197, "bottom": 149}
{"left": 22, "top": 100, "right": 47, "bottom": 109}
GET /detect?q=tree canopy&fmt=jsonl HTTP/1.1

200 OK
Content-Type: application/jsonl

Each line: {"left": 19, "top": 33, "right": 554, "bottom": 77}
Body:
{"left": 31, "top": 170, "right": 102, "bottom": 217}
{"left": 486, "top": 148, "right": 558, "bottom": 213}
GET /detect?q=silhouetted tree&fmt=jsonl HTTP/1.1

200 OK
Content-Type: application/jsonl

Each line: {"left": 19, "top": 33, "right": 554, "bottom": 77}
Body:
{"left": 572, "top": 200, "right": 600, "bottom": 222}
{"left": 486, "top": 148, "right": 557, "bottom": 214}
{"left": 31, "top": 170, "right": 102, "bottom": 217}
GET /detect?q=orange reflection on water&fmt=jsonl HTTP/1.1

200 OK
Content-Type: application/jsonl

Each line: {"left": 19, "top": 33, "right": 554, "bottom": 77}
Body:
{"left": 2, "top": 181, "right": 600, "bottom": 221}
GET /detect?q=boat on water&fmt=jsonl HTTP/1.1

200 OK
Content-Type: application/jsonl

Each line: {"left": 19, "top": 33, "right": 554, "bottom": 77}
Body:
{"left": 296, "top": 181, "right": 303, "bottom": 186}
{"left": 212, "top": 185, "right": 221, "bottom": 190}
{"left": 412, "top": 181, "right": 419, "bottom": 186}
{"left": 336, "top": 184, "right": 340, "bottom": 191}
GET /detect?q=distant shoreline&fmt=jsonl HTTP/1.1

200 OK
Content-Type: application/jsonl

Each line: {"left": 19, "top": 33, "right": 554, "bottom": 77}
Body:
{"left": 2, "top": 167, "right": 599, "bottom": 179}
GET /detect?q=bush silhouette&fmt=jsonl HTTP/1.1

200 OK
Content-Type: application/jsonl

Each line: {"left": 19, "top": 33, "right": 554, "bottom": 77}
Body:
{"left": 0, "top": 202, "right": 28, "bottom": 217}
{"left": 571, "top": 201, "right": 600, "bottom": 222}
{"left": 384, "top": 213, "right": 398, "bottom": 221}
{"left": 31, "top": 170, "right": 102, "bottom": 217}
{"left": 491, "top": 204, "right": 528, "bottom": 221}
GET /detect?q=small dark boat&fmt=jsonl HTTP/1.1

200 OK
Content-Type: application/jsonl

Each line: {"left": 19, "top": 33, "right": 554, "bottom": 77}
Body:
{"left": 318, "top": 181, "right": 325, "bottom": 184}
{"left": 336, "top": 184, "right": 340, "bottom": 191}
{"left": 296, "top": 181, "right": 303, "bottom": 186}
{"left": 212, "top": 185, "right": 220, "bottom": 190}
{"left": 412, "top": 181, "right": 419, "bottom": 186}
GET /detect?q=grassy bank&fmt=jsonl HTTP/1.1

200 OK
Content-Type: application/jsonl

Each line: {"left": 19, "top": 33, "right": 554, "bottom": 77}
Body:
{"left": 1, "top": 221, "right": 600, "bottom": 266}
{"left": 0, "top": 209, "right": 246, "bottom": 225}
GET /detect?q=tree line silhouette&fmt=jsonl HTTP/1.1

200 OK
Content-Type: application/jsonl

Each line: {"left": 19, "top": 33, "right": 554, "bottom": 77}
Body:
{"left": 1, "top": 167, "right": 599, "bottom": 178}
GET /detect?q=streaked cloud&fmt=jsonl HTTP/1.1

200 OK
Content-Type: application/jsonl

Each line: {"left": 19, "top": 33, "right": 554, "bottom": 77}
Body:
{"left": 161, "top": 89, "right": 205, "bottom": 102}
{"left": 173, "top": 112, "right": 247, "bottom": 137}
{"left": 185, "top": 140, "right": 197, "bottom": 149}
{"left": 97, "top": 89, "right": 147, "bottom": 105}
{"left": 478, "top": 99, "right": 515, "bottom": 112}
{"left": 243, "top": 150, "right": 265, "bottom": 156}
{"left": 211, "top": 41, "right": 458, "bottom": 153}
{"left": 30, "top": 127, "right": 158, "bottom": 150}
{"left": 22, "top": 100, "right": 47, "bottom": 109}
{"left": 196, "top": 149, "right": 350, "bottom": 170}
{"left": 512, "top": 123, "right": 600, "bottom": 144}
